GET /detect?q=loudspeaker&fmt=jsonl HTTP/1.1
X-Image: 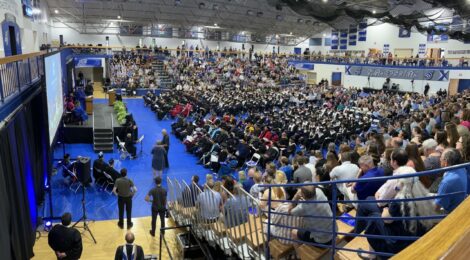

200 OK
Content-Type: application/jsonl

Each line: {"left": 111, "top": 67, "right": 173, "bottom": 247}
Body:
{"left": 59, "top": 35, "right": 64, "bottom": 46}
{"left": 105, "top": 36, "right": 109, "bottom": 41}
{"left": 76, "top": 157, "right": 91, "bottom": 184}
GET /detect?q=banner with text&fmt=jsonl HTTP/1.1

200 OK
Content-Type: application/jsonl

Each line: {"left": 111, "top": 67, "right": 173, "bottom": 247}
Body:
{"left": 345, "top": 65, "right": 449, "bottom": 81}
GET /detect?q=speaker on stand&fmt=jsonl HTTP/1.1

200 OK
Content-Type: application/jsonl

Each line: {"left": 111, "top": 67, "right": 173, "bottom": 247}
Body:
{"left": 73, "top": 156, "right": 97, "bottom": 244}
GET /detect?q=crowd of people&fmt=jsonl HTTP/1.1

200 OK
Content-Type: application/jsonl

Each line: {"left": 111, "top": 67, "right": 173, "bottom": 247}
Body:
{"left": 140, "top": 52, "right": 470, "bottom": 257}
{"left": 50, "top": 49, "right": 470, "bottom": 259}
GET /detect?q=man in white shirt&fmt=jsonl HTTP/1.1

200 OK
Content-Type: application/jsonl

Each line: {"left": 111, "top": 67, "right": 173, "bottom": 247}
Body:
{"left": 330, "top": 151, "right": 360, "bottom": 200}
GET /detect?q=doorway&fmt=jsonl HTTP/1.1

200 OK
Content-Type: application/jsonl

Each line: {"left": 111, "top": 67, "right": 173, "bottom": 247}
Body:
{"left": 8, "top": 26, "right": 17, "bottom": 55}
{"left": 332, "top": 72, "right": 342, "bottom": 86}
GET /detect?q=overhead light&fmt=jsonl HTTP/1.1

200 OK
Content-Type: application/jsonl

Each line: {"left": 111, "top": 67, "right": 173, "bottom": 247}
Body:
{"left": 32, "top": 8, "right": 41, "bottom": 15}
{"left": 214, "top": 23, "right": 217, "bottom": 27}
{"left": 322, "top": 0, "right": 328, "bottom": 3}
{"left": 247, "top": 10, "right": 254, "bottom": 16}
{"left": 158, "top": 24, "right": 163, "bottom": 29}
{"left": 372, "top": 10, "right": 376, "bottom": 14}
{"left": 54, "top": 9, "right": 58, "bottom": 14}
{"left": 110, "top": 22, "right": 114, "bottom": 26}
{"left": 323, "top": 33, "right": 326, "bottom": 37}
{"left": 117, "top": 15, "right": 121, "bottom": 19}
{"left": 241, "top": 31, "right": 245, "bottom": 35}
{"left": 290, "top": 32, "right": 292, "bottom": 35}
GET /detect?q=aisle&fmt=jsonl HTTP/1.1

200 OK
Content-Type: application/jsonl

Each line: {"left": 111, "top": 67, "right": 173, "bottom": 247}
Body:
{"left": 47, "top": 98, "right": 208, "bottom": 221}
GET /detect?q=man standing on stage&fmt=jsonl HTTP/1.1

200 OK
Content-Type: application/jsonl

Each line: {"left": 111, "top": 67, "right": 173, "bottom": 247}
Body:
{"left": 113, "top": 168, "right": 137, "bottom": 229}
{"left": 145, "top": 176, "right": 167, "bottom": 237}
{"left": 161, "top": 129, "right": 170, "bottom": 168}
{"left": 48, "top": 212, "right": 83, "bottom": 260}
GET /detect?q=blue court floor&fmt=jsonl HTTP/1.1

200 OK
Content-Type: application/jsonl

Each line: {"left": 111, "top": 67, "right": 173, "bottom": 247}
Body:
{"left": 44, "top": 98, "right": 209, "bottom": 221}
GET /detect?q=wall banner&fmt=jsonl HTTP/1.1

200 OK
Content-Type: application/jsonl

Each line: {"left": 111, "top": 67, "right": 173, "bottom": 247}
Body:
{"left": 345, "top": 65, "right": 449, "bottom": 81}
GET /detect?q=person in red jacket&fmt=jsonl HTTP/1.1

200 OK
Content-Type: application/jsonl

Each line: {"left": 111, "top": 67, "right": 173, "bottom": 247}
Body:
{"left": 259, "top": 126, "right": 272, "bottom": 141}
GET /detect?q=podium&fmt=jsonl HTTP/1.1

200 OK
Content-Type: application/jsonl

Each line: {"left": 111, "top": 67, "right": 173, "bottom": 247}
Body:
{"left": 85, "top": 96, "right": 93, "bottom": 115}
{"left": 108, "top": 89, "right": 116, "bottom": 106}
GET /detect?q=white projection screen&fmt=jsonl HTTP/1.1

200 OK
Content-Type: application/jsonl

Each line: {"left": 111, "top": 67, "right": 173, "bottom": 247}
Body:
{"left": 44, "top": 53, "right": 64, "bottom": 145}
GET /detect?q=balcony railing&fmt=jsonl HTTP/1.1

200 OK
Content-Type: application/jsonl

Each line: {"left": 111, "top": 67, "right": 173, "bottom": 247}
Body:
{"left": 0, "top": 52, "right": 44, "bottom": 104}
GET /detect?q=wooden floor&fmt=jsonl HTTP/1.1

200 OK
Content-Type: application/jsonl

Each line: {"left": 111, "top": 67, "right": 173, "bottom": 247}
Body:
{"left": 33, "top": 216, "right": 185, "bottom": 260}
{"left": 93, "top": 82, "right": 106, "bottom": 99}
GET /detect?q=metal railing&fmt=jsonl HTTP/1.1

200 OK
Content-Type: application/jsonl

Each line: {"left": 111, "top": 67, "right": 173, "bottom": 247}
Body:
{"left": 0, "top": 53, "right": 44, "bottom": 104}
{"left": 167, "top": 177, "right": 267, "bottom": 259}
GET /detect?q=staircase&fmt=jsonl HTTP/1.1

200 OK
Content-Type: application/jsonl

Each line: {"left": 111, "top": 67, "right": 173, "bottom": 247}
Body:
{"left": 93, "top": 128, "right": 114, "bottom": 152}
{"left": 152, "top": 59, "right": 173, "bottom": 89}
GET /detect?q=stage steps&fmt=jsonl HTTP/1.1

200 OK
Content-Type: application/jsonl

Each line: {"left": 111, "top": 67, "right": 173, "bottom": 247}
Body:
{"left": 93, "top": 128, "right": 114, "bottom": 152}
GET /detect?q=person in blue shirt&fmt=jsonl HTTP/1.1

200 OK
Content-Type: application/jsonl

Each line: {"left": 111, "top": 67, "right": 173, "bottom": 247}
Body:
{"left": 278, "top": 156, "right": 294, "bottom": 182}
{"left": 242, "top": 168, "right": 256, "bottom": 193}
{"left": 435, "top": 148, "right": 468, "bottom": 213}
{"left": 351, "top": 155, "right": 386, "bottom": 200}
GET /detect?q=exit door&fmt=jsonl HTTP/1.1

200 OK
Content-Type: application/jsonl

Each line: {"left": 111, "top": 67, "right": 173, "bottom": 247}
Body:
{"left": 332, "top": 72, "right": 342, "bottom": 86}
{"left": 9, "top": 26, "right": 17, "bottom": 55}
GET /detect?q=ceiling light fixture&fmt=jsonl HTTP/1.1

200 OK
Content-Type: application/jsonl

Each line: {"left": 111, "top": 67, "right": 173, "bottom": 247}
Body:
{"left": 117, "top": 15, "right": 121, "bottom": 19}
{"left": 214, "top": 23, "right": 218, "bottom": 27}
{"left": 322, "top": 0, "right": 328, "bottom": 3}
{"left": 372, "top": 10, "right": 376, "bottom": 14}
{"left": 323, "top": 33, "right": 326, "bottom": 37}
{"left": 54, "top": 9, "right": 58, "bottom": 14}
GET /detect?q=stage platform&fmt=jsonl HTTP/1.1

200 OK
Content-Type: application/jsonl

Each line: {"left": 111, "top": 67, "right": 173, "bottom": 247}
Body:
{"left": 63, "top": 103, "right": 126, "bottom": 143}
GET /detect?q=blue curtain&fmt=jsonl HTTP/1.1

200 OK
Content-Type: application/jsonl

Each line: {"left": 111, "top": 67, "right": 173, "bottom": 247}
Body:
{"left": 0, "top": 88, "right": 49, "bottom": 259}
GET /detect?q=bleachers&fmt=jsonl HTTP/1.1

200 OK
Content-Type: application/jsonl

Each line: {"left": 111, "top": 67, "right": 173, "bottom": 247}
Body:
{"left": 165, "top": 162, "right": 470, "bottom": 259}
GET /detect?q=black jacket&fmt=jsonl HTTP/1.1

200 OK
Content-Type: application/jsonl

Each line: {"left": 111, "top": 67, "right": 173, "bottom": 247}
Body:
{"left": 114, "top": 244, "right": 144, "bottom": 260}
{"left": 48, "top": 225, "right": 82, "bottom": 260}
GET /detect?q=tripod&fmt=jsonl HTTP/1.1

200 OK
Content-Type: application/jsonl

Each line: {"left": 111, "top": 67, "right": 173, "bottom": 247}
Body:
{"left": 72, "top": 185, "right": 97, "bottom": 244}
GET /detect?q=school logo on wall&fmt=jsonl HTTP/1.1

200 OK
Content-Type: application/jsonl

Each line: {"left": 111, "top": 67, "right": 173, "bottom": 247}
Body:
{"left": 424, "top": 71, "right": 434, "bottom": 80}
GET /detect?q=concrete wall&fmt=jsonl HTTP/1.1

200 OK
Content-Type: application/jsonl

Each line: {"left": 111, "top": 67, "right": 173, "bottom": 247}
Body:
{"left": 0, "top": 0, "right": 52, "bottom": 57}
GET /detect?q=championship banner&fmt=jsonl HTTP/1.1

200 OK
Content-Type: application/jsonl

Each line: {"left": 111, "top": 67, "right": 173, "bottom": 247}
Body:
{"left": 345, "top": 65, "right": 449, "bottom": 82}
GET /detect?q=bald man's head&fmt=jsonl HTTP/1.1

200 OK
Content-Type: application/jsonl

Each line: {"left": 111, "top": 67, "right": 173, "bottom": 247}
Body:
{"left": 125, "top": 232, "right": 135, "bottom": 244}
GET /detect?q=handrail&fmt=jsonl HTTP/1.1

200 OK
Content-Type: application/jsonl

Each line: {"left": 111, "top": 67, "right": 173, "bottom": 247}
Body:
{"left": 0, "top": 51, "right": 46, "bottom": 65}
{"left": 393, "top": 196, "right": 470, "bottom": 259}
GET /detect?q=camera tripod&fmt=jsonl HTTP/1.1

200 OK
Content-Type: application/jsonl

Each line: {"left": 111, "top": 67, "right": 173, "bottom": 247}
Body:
{"left": 72, "top": 184, "right": 97, "bottom": 244}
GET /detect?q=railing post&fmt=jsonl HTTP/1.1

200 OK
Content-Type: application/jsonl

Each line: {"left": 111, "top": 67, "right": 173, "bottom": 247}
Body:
{"left": 0, "top": 72, "right": 4, "bottom": 103}
{"left": 27, "top": 58, "right": 32, "bottom": 84}
{"left": 15, "top": 62, "right": 21, "bottom": 91}
{"left": 266, "top": 187, "right": 272, "bottom": 258}
{"left": 331, "top": 184, "right": 338, "bottom": 260}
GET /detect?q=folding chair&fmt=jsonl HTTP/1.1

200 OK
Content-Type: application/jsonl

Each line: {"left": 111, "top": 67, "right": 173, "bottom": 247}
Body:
{"left": 116, "top": 136, "right": 130, "bottom": 160}
{"left": 245, "top": 153, "right": 261, "bottom": 168}
{"left": 63, "top": 165, "right": 82, "bottom": 193}
{"left": 102, "top": 171, "right": 115, "bottom": 194}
